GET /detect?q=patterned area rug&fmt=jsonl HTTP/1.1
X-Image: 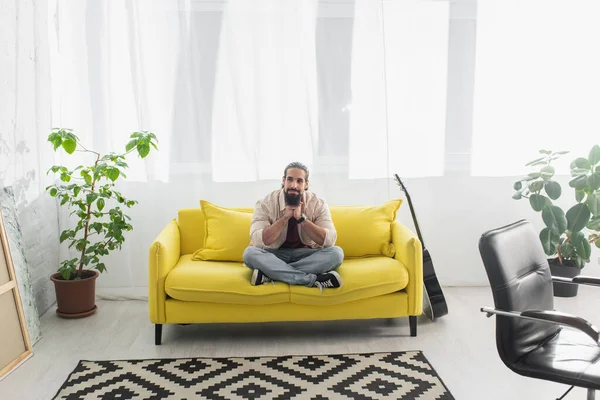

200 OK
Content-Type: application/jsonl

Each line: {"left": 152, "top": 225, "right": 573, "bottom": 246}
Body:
{"left": 53, "top": 351, "right": 453, "bottom": 399}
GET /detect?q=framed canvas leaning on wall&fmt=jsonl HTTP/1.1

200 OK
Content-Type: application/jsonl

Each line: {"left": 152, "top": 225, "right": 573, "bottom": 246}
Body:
{"left": 0, "top": 210, "right": 32, "bottom": 380}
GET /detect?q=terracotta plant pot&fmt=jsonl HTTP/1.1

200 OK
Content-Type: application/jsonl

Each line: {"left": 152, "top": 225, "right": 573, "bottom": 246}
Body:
{"left": 548, "top": 258, "right": 580, "bottom": 298}
{"left": 50, "top": 270, "right": 99, "bottom": 318}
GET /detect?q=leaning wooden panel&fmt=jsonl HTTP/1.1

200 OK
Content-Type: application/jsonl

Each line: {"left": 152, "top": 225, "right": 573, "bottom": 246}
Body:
{"left": 0, "top": 211, "right": 32, "bottom": 380}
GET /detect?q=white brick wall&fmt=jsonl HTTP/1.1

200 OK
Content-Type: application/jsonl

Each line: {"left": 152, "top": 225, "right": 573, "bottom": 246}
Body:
{"left": 18, "top": 195, "right": 60, "bottom": 315}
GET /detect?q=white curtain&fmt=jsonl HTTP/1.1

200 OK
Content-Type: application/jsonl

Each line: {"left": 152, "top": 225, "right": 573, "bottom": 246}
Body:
{"left": 0, "top": 0, "right": 54, "bottom": 339}
{"left": 472, "top": 0, "right": 600, "bottom": 176}
{"left": 45, "top": 0, "right": 452, "bottom": 293}
{"left": 348, "top": 0, "right": 449, "bottom": 179}
{"left": 48, "top": 0, "right": 181, "bottom": 182}
{"left": 211, "top": 0, "right": 319, "bottom": 182}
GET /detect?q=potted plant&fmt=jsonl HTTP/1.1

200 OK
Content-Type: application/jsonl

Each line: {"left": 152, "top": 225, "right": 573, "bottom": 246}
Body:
{"left": 46, "top": 128, "right": 158, "bottom": 317}
{"left": 512, "top": 146, "right": 600, "bottom": 297}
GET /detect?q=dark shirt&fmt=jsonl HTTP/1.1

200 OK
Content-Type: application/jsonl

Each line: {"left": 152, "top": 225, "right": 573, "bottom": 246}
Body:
{"left": 280, "top": 218, "right": 309, "bottom": 248}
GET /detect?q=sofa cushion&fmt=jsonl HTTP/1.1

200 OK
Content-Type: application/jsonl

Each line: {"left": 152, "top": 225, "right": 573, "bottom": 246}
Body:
{"left": 165, "top": 255, "right": 290, "bottom": 305}
{"left": 192, "top": 200, "right": 252, "bottom": 262}
{"left": 289, "top": 256, "right": 409, "bottom": 306}
{"left": 330, "top": 199, "right": 402, "bottom": 257}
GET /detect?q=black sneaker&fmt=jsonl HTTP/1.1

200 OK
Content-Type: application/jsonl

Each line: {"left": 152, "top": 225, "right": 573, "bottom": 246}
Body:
{"left": 251, "top": 269, "right": 273, "bottom": 286}
{"left": 314, "top": 271, "right": 343, "bottom": 291}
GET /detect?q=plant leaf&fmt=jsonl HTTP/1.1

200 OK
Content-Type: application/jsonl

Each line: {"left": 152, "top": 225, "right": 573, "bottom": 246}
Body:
{"left": 86, "top": 193, "right": 98, "bottom": 205}
{"left": 97, "top": 198, "right": 105, "bottom": 211}
{"left": 540, "top": 165, "right": 555, "bottom": 179}
{"left": 571, "top": 230, "right": 585, "bottom": 247}
{"left": 125, "top": 139, "right": 138, "bottom": 152}
{"left": 529, "top": 181, "right": 544, "bottom": 193}
{"left": 59, "top": 231, "right": 71, "bottom": 243}
{"left": 571, "top": 157, "right": 591, "bottom": 170}
{"left": 542, "top": 206, "right": 567, "bottom": 235}
{"left": 571, "top": 168, "right": 590, "bottom": 177}
{"left": 540, "top": 227, "right": 560, "bottom": 256}
{"left": 529, "top": 194, "right": 549, "bottom": 212}
{"left": 137, "top": 143, "right": 150, "bottom": 158}
{"left": 107, "top": 168, "right": 120, "bottom": 182}
{"left": 566, "top": 203, "right": 592, "bottom": 232}
{"left": 52, "top": 137, "right": 62, "bottom": 151}
{"left": 575, "top": 238, "right": 591, "bottom": 262}
{"left": 589, "top": 144, "right": 600, "bottom": 166}
{"left": 576, "top": 190, "right": 585, "bottom": 202}
{"left": 544, "top": 181, "right": 561, "bottom": 200}
{"left": 569, "top": 175, "right": 588, "bottom": 190}
{"left": 587, "top": 216, "right": 600, "bottom": 230}
{"left": 588, "top": 173, "right": 600, "bottom": 191}
{"left": 513, "top": 181, "right": 522, "bottom": 191}
{"left": 587, "top": 192, "right": 600, "bottom": 215}
{"left": 560, "top": 242, "right": 575, "bottom": 259}
{"left": 62, "top": 139, "right": 77, "bottom": 154}
{"left": 526, "top": 157, "right": 545, "bottom": 166}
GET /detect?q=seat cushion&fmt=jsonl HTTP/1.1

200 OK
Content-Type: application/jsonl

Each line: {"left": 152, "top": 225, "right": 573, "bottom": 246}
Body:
{"left": 192, "top": 200, "right": 253, "bottom": 262}
{"left": 289, "top": 256, "right": 409, "bottom": 305}
{"left": 516, "top": 328, "right": 600, "bottom": 390}
{"left": 165, "top": 255, "right": 290, "bottom": 305}
{"left": 330, "top": 199, "right": 402, "bottom": 258}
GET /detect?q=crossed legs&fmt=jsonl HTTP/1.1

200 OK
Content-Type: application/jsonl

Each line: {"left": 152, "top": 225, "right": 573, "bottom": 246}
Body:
{"left": 243, "top": 246, "right": 344, "bottom": 287}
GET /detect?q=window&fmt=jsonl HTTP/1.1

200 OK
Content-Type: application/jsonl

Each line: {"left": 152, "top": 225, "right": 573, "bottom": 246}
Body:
{"left": 348, "top": 0, "right": 449, "bottom": 178}
{"left": 472, "top": 0, "right": 600, "bottom": 176}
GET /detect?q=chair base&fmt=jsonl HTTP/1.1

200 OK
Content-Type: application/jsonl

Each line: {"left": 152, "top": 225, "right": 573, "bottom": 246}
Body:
{"left": 556, "top": 386, "right": 595, "bottom": 400}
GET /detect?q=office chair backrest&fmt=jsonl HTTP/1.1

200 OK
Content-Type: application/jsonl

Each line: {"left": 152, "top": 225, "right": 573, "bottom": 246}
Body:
{"left": 479, "top": 220, "right": 559, "bottom": 365}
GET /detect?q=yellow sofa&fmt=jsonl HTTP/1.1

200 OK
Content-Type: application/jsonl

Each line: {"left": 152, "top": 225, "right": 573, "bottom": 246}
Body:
{"left": 148, "top": 202, "right": 423, "bottom": 345}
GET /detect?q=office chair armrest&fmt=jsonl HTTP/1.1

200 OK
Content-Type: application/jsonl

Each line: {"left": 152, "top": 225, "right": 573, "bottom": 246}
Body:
{"left": 552, "top": 275, "right": 600, "bottom": 287}
{"left": 481, "top": 306, "right": 600, "bottom": 344}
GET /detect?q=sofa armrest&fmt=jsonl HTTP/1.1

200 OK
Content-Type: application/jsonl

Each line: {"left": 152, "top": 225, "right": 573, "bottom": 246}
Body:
{"left": 149, "top": 219, "right": 181, "bottom": 324}
{"left": 391, "top": 221, "right": 423, "bottom": 316}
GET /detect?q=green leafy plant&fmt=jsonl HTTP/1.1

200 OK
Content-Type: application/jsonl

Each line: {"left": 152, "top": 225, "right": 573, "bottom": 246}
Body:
{"left": 512, "top": 146, "right": 600, "bottom": 268}
{"left": 46, "top": 128, "right": 158, "bottom": 280}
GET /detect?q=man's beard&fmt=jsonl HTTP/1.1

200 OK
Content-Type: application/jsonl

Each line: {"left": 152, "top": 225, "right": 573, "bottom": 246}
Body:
{"left": 284, "top": 189, "right": 301, "bottom": 206}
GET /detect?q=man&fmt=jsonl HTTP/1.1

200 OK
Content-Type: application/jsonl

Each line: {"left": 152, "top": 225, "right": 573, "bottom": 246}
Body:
{"left": 243, "top": 162, "right": 344, "bottom": 290}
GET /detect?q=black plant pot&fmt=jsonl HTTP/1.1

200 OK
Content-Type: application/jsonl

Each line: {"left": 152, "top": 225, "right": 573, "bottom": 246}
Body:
{"left": 548, "top": 258, "right": 580, "bottom": 298}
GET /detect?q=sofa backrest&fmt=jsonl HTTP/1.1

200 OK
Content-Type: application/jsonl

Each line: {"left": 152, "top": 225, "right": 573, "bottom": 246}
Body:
{"left": 178, "top": 199, "right": 401, "bottom": 258}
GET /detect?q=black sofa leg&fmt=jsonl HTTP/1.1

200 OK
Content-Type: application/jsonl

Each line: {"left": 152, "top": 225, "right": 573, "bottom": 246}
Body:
{"left": 409, "top": 316, "right": 417, "bottom": 337}
{"left": 155, "top": 324, "right": 163, "bottom": 345}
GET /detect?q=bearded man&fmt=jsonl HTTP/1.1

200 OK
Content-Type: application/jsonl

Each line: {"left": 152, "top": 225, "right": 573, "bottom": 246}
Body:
{"left": 243, "top": 162, "right": 344, "bottom": 290}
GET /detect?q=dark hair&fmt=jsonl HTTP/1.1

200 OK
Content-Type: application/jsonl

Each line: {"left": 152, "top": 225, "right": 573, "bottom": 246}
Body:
{"left": 283, "top": 162, "right": 309, "bottom": 181}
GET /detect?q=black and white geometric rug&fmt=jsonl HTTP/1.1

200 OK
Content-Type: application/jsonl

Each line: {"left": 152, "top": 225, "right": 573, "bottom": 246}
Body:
{"left": 53, "top": 351, "right": 453, "bottom": 399}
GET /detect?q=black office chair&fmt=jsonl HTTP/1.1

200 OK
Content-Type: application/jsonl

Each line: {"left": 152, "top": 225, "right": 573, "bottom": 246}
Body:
{"left": 479, "top": 219, "right": 600, "bottom": 400}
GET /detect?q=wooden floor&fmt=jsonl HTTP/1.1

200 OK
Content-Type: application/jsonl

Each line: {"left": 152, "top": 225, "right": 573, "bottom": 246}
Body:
{"left": 1, "top": 286, "right": 599, "bottom": 399}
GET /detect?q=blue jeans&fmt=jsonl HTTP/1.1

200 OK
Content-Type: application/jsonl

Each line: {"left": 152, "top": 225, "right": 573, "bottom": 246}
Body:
{"left": 243, "top": 246, "right": 344, "bottom": 286}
